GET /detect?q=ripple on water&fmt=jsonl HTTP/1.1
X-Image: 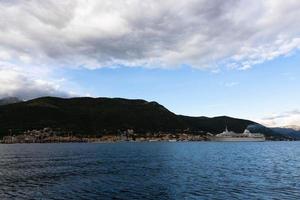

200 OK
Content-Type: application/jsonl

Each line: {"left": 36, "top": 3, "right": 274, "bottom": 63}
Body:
{"left": 0, "top": 142, "right": 300, "bottom": 199}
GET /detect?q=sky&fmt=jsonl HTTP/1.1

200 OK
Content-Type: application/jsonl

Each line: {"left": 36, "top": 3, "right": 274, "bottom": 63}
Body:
{"left": 0, "top": 0, "right": 300, "bottom": 127}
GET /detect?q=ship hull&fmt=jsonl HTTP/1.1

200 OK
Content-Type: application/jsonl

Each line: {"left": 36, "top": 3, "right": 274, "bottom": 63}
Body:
{"left": 212, "top": 137, "right": 265, "bottom": 142}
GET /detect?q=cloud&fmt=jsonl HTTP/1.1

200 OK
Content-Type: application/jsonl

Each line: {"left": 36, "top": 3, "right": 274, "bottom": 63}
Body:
{"left": 0, "top": 63, "right": 70, "bottom": 100}
{"left": 258, "top": 110, "right": 300, "bottom": 127}
{"left": 0, "top": 0, "right": 300, "bottom": 70}
{"left": 224, "top": 82, "right": 239, "bottom": 87}
{"left": 1, "top": 0, "right": 300, "bottom": 99}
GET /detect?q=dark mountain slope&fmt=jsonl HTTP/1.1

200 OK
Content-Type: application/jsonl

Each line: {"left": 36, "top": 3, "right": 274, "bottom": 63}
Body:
{"left": 179, "top": 115, "right": 254, "bottom": 133}
{"left": 271, "top": 127, "right": 300, "bottom": 139}
{"left": 0, "top": 97, "right": 184, "bottom": 136}
{"left": 0, "top": 96, "right": 268, "bottom": 138}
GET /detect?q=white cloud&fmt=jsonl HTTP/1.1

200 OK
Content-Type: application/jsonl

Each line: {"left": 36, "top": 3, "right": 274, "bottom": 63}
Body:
{"left": 0, "top": 0, "right": 299, "bottom": 70}
{"left": 0, "top": 63, "right": 71, "bottom": 100}
{"left": 1, "top": 0, "right": 300, "bottom": 99}
{"left": 258, "top": 110, "right": 300, "bottom": 127}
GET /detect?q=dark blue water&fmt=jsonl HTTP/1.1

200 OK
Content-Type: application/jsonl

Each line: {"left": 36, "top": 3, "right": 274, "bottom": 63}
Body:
{"left": 0, "top": 142, "right": 300, "bottom": 199}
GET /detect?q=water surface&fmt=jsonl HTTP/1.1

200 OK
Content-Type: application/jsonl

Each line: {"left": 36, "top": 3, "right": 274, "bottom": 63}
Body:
{"left": 0, "top": 142, "right": 300, "bottom": 199}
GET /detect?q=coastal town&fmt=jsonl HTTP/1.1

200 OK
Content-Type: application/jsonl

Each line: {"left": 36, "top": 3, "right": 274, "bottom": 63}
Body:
{"left": 0, "top": 128, "right": 208, "bottom": 144}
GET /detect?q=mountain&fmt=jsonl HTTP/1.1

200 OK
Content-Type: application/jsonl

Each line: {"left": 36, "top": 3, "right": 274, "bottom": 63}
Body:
{"left": 0, "top": 97, "right": 22, "bottom": 106}
{"left": 0, "top": 96, "right": 284, "bottom": 139}
{"left": 271, "top": 126, "right": 300, "bottom": 140}
{"left": 247, "top": 124, "right": 284, "bottom": 138}
{"left": 282, "top": 125, "right": 300, "bottom": 131}
{"left": 178, "top": 115, "right": 254, "bottom": 134}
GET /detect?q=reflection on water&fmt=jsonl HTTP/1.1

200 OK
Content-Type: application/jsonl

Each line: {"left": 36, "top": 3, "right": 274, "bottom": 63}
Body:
{"left": 0, "top": 142, "right": 300, "bottom": 199}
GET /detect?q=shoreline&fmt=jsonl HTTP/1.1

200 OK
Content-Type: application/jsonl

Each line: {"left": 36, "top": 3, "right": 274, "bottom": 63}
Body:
{"left": 1, "top": 130, "right": 295, "bottom": 144}
{"left": 1, "top": 139, "right": 297, "bottom": 145}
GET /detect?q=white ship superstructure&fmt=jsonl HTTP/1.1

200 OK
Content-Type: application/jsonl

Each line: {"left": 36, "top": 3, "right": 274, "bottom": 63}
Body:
{"left": 212, "top": 127, "right": 265, "bottom": 142}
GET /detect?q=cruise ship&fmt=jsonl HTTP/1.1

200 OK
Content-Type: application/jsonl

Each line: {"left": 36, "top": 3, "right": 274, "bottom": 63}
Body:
{"left": 212, "top": 127, "right": 266, "bottom": 142}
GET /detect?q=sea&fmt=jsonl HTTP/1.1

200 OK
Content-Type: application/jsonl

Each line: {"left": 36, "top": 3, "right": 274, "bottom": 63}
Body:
{"left": 0, "top": 142, "right": 300, "bottom": 200}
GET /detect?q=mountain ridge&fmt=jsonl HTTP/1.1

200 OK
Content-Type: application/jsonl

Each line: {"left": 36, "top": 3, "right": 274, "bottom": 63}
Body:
{"left": 0, "top": 96, "right": 285, "bottom": 139}
{"left": 271, "top": 126, "right": 300, "bottom": 139}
